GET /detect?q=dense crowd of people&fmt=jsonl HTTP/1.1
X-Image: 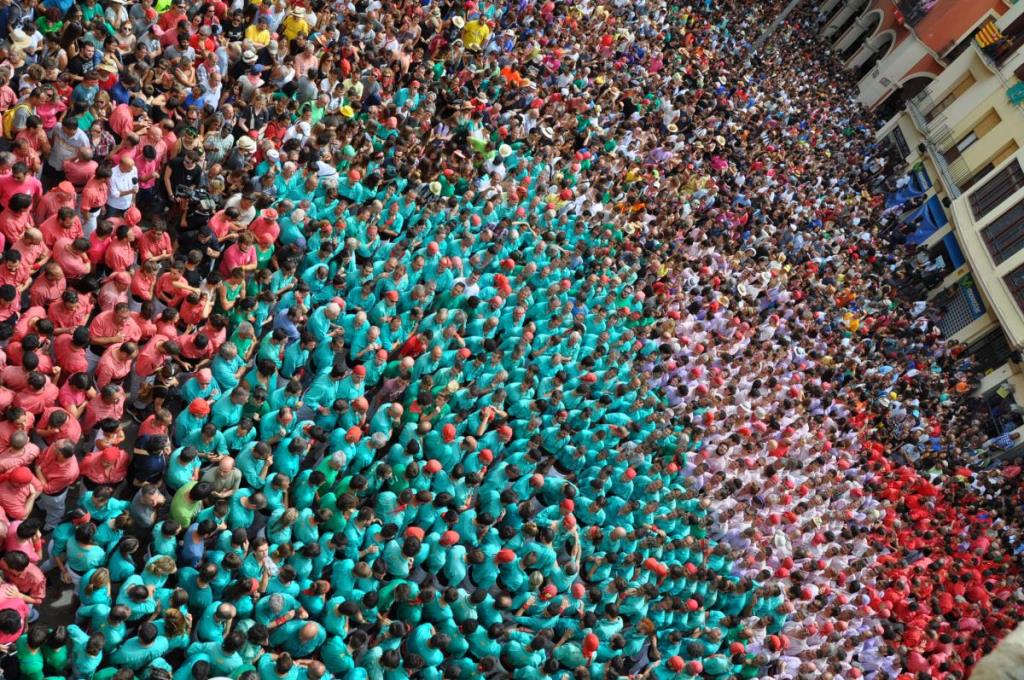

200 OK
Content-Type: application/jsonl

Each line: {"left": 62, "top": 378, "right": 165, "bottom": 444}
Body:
{"left": 0, "top": 0, "right": 1012, "bottom": 677}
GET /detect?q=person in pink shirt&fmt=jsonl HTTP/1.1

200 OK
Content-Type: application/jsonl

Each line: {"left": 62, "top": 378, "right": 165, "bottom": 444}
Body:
{"left": 57, "top": 373, "right": 94, "bottom": 421}
{"left": 79, "top": 446, "right": 129, "bottom": 486}
{"left": 49, "top": 237, "right": 92, "bottom": 281}
{"left": 86, "top": 221, "right": 113, "bottom": 267}
{"left": 81, "top": 384, "right": 125, "bottom": 432}
{"left": 38, "top": 207, "right": 83, "bottom": 249}
{"left": 61, "top": 148, "right": 98, "bottom": 192}
{"left": 130, "top": 260, "right": 159, "bottom": 307}
{"left": 0, "top": 194, "right": 34, "bottom": 246}
{"left": 0, "top": 164, "right": 43, "bottom": 210}
{"left": 33, "top": 181, "right": 76, "bottom": 226}
{"left": 0, "top": 466, "right": 40, "bottom": 521}
{"left": 250, "top": 208, "right": 281, "bottom": 245}
{"left": 137, "top": 223, "right": 172, "bottom": 264}
{"left": 134, "top": 335, "right": 179, "bottom": 379}
{"left": 52, "top": 330, "right": 90, "bottom": 377}
{"left": 97, "top": 272, "right": 131, "bottom": 311}
{"left": 15, "top": 371, "right": 60, "bottom": 417}
{"left": 0, "top": 432, "right": 39, "bottom": 475}
{"left": 103, "top": 225, "right": 138, "bottom": 272}
{"left": 0, "top": 550, "right": 45, "bottom": 605}
{"left": 12, "top": 229, "right": 51, "bottom": 274}
{"left": 48, "top": 291, "right": 92, "bottom": 335}
{"left": 27, "top": 262, "right": 64, "bottom": 309}
{"left": 218, "top": 232, "right": 258, "bottom": 276}
{"left": 0, "top": 251, "right": 31, "bottom": 294}
{"left": 3, "top": 520, "right": 43, "bottom": 563}
{"left": 80, "top": 167, "right": 111, "bottom": 237}
{"left": 95, "top": 342, "right": 138, "bottom": 388}
{"left": 34, "top": 440, "right": 79, "bottom": 528}
{"left": 89, "top": 303, "right": 142, "bottom": 349}
{"left": 0, "top": 595, "right": 28, "bottom": 648}
{"left": 35, "top": 407, "right": 81, "bottom": 446}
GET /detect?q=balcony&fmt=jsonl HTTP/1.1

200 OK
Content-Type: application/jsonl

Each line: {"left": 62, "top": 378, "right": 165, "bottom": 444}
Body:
{"left": 895, "top": 0, "right": 937, "bottom": 27}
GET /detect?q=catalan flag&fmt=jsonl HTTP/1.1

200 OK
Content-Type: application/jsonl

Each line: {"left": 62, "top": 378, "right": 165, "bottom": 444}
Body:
{"left": 976, "top": 20, "right": 1005, "bottom": 49}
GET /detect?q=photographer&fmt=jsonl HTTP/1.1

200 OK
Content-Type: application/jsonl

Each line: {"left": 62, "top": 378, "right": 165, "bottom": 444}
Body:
{"left": 162, "top": 150, "right": 204, "bottom": 230}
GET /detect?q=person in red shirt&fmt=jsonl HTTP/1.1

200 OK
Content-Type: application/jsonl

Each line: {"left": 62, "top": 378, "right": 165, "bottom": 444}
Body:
{"left": 95, "top": 342, "right": 138, "bottom": 388}
{"left": 48, "top": 291, "right": 92, "bottom": 335}
{"left": 27, "top": 262, "right": 64, "bottom": 309}
{"left": 0, "top": 466, "right": 40, "bottom": 521}
{"left": 52, "top": 328, "right": 90, "bottom": 378}
{"left": 15, "top": 371, "right": 60, "bottom": 417}
{"left": 0, "top": 551, "right": 44, "bottom": 606}
{"left": 134, "top": 335, "right": 180, "bottom": 380}
{"left": 0, "top": 251, "right": 32, "bottom": 294}
{"left": 34, "top": 439, "right": 78, "bottom": 528}
{"left": 88, "top": 303, "right": 143, "bottom": 359}
{"left": 79, "top": 446, "right": 129, "bottom": 487}
{"left": 81, "top": 384, "right": 125, "bottom": 433}
{"left": 49, "top": 236, "right": 92, "bottom": 281}
{"left": 33, "top": 182, "right": 76, "bottom": 227}
{"left": 103, "top": 225, "right": 138, "bottom": 272}
{"left": 0, "top": 194, "right": 34, "bottom": 247}
{"left": 155, "top": 261, "right": 195, "bottom": 308}
{"left": 38, "top": 207, "right": 83, "bottom": 249}
{"left": 137, "top": 224, "right": 173, "bottom": 265}
{"left": 35, "top": 408, "right": 81, "bottom": 447}
{"left": 0, "top": 164, "right": 42, "bottom": 211}
{"left": 86, "top": 220, "right": 113, "bottom": 267}
{"left": 80, "top": 167, "right": 111, "bottom": 237}
{"left": 11, "top": 229, "right": 49, "bottom": 274}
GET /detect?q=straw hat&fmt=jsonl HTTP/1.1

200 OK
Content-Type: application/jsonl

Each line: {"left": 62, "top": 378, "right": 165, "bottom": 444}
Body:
{"left": 429, "top": 181, "right": 442, "bottom": 196}
{"left": 498, "top": 144, "right": 513, "bottom": 158}
{"left": 452, "top": 15, "right": 465, "bottom": 27}
{"left": 242, "top": 49, "right": 258, "bottom": 64}
{"left": 236, "top": 136, "right": 257, "bottom": 153}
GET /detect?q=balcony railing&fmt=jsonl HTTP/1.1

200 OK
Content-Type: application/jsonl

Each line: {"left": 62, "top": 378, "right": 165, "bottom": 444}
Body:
{"left": 896, "top": 0, "right": 936, "bottom": 27}
{"left": 905, "top": 99, "right": 964, "bottom": 200}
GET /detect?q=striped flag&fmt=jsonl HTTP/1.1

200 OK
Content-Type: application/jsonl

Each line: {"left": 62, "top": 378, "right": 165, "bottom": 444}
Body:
{"left": 976, "top": 21, "right": 1004, "bottom": 49}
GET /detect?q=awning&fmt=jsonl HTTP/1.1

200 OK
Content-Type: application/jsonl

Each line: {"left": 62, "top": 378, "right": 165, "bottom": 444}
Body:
{"left": 943, "top": 231, "right": 966, "bottom": 268}
{"left": 905, "top": 195, "right": 949, "bottom": 245}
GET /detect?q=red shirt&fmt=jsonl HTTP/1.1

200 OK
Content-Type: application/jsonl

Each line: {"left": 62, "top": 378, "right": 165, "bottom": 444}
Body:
{"left": 50, "top": 238, "right": 92, "bottom": 279}
{"left": 0, "top": 175, "right": 42, "bottom": 210}
{"left": 35, "top": 442, "right": 79, "bottom": 495}
{"left": 37, "top": 407, "right": 80, "bottom": 445}
{"left": 89, "top": 310, "right": 142, "bottom": 345}
{"left": 95, "top": 344, "right": 134, "bottom": 387}
{"left": 47, "top": 296, "right": 92, "bottom": 332}
{"left": 136, "top": 334, "right": 171, "bottom": 377}
{"left": 79, "top": 449, "right": 129, "bottom": 485}
{"left": 27, "top": 275, "right": 65, "bottom": 309}
{"left": 38, "top": 214, "right": 82, "bottom": 249}
{"left": 0, "top": 478, "right": 38, "bottom": 520}
{"left": 0, "top": 210, "right": 30, "bottom": 245}
{"left": 52, "top": 335, "right": 88, "bottom": 376}
{"left": 14, "top": 381, "right": 59, "bottom": 416}
{"left": 103, "top": 239, "right": 137, "bottom": 272}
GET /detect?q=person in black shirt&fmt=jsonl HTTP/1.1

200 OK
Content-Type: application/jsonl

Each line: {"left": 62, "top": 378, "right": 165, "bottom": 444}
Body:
{"left": 163, "top": 150, "right": 205, "bottom": 228}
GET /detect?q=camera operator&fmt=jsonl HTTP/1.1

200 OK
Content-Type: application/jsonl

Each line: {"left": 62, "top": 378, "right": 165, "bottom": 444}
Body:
{"left": 162, "top": 150, "right": 205, "bottom": 230}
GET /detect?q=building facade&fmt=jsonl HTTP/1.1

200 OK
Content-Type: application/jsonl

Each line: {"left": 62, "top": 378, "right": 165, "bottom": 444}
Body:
{"left": 825, "top": 0, "right": 1024, "bottom": 443}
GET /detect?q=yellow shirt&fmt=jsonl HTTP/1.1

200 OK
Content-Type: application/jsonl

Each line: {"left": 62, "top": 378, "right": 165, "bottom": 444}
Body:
{"left": 462, "top": 20, "right": 490, "bottom": 50}
{"left": 280, "top": 16, "right": 310, "bottom": 40}
{"left": 245, "top": 25, "right": 271, "bottom": 46}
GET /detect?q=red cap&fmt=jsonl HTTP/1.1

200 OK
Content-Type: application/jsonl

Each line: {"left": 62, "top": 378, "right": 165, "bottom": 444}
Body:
{"left": 478, "top": 449, "right": 494, "bottom": 464}
{"left": 667, "top": 657, "right": 684, "bottom": 672}
{"left": 495, "top": 549, "right": 516, "bottom": 564}
{"left": 385, "top": 290, "right": 399, "bottom": 302}
{"left": 424, "top": 459, "right": 442, "bottom": 474}
{"left": 440, "top": 530, "right": 460, "bottom": 546}
{"left": 352, "top": 365, "right": 367, "bottom": 376}
{"left": 442, "top": 424, "right": 456, "bottom": 442}
{"left": 405, "top": 526, "right": 425, "bottom": 540}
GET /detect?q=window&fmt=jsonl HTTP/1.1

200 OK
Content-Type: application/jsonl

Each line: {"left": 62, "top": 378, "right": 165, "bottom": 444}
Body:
{"left": 925, "top": 73, "right": 976, "bottom": 122}
{"left": 970, "top": 159, "right": 1024, "bottom": 220}
{"left": 945, "top": 110, "right": 1002, "bottom": 163}
{"left": 1006, "top": 262, "right": 1024, "bottom": 311}
{"left": 984, "top": 197, "right": 1024, "bottom": 264}
{"left": 887, "top": 127, "right": 911, "bottom": 159}
{"left": 968, "top": 327, "right": 1012, "bottom": 374}
{"left": 961, "top": 142, "right": 1019, "bottom": 193}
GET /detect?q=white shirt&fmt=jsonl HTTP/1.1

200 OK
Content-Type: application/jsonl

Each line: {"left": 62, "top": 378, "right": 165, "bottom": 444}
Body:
{"left": 107, "top": 165, "right": 138, "bottom": 211}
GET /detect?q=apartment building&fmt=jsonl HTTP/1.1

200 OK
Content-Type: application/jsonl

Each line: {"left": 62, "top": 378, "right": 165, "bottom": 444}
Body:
{"left": 826, "top": 0, "right": 1024, "bottom": 441}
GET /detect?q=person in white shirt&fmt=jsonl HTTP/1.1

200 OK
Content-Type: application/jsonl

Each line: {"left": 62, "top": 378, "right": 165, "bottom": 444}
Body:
{"left": 107, "top": 155, "right": 138, "bottom": 216}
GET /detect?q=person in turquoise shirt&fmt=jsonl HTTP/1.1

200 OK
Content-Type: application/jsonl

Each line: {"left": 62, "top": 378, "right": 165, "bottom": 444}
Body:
{"left": 108, "top": 622, "right": 168, "bottom": 671}
{"left": 67, "top": 625, "right": 105, "bottom": 678}
{"left": 210, "top": 387, "right": 248, "bottom": 430}
{"left": 271, "top": 620, "right": 326, "bottom": 659}
{"left": 186, "top": 632, "right": 246, "bottom": 676}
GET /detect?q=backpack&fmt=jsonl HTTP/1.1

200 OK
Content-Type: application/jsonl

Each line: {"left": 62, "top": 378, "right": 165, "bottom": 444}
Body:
{"left": 2, "top": 103, "right": 30, "bottom": 140}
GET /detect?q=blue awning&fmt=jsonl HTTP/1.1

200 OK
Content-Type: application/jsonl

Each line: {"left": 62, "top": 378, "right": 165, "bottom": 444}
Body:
{"left": 906, "top": 195, "right": 949, "bottom": 245}
{"left": 943, "top": 232, "right": 965, "bottom": 269}
{"left": 886, "top": 183, "right": 924, "bottom": 208}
